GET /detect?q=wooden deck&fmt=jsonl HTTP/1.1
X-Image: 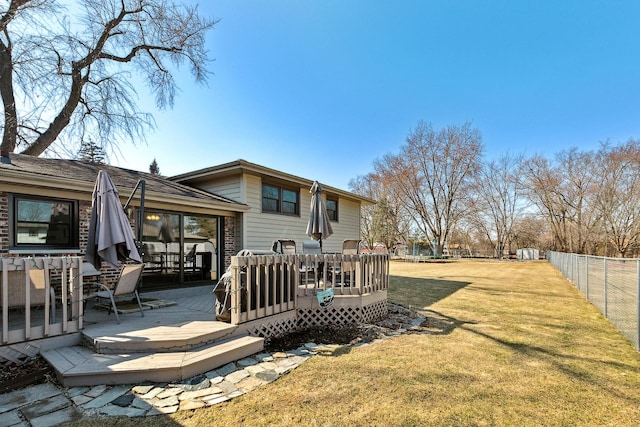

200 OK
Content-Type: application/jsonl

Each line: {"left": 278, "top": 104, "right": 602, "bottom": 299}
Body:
{"left": 42, "top": 285, "right": 265, "bottom": 387}
{"left": 82, "top": 285, "right": 237, "bottom": 353}
{"left": 82, "top": 283, "right": 218, "bottom": 328}
{"left": 6, "top": 254, "right": 389, "bottom": 386}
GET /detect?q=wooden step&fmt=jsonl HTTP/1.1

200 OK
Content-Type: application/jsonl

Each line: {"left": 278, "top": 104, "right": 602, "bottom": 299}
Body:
{"left": 41, "top": 335, "right": 264, "bottom": 387}
{"left": 82, "top": 320, "right": 238, "bottom": 354}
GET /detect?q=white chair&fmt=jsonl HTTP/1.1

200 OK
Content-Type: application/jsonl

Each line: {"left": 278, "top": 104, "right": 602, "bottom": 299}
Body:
{"left": 89, "top": 263, "right": 144, "bottom": 323}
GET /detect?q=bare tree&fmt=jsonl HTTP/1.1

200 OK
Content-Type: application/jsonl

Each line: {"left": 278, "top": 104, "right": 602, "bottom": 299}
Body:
{"left": 558, "top": 148, "right": 602, "bottom": 254}
{"left": 0, "top": 0, "right": 215, "bottom": 157}
{"left": 349, "top": 174, "right": 378, "bottom": 247}
{"left": 522, "top": 155, "right": 568, "bottom": 251}
{"left": 374, "top": 121, "right": 483, "bottom": 256}
{"left": 521, "top": 149, "right": 601, "bottom": 254}
{"left": 446, "top": 223, "right": 475, "bottom": 257}
{"left": 523, "top": 156, "right": 570, "bottom": 251}
{"left": 524, "top": 148, "right": 601, "bottom": 253}
{"left": 511, "top": 215, "right": 553, "bottom": 252}
{"left": 595, "top": 140, "right": 640, "bottom": 257}
{"left": 470, "top": 153, "right": 526, "bottom": 258}
{"left": 349, "top": 172, "right": 411, "bottom": 250}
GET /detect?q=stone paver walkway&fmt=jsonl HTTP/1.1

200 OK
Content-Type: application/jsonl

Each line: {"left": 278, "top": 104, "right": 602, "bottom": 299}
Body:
{"left": 0, "top": 315, "right": 425, "bottom": 427}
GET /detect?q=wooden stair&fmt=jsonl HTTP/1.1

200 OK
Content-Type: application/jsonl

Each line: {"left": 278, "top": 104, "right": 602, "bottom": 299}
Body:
{"left": 81, "top": 320, "right": 240, "bottom": 354}
{"left": 42, "top": 320, "right": 264, "bottom": 387}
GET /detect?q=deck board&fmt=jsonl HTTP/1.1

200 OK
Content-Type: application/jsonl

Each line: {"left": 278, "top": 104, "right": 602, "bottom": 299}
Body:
{"left": 41, "top": 348, "right": 76, "bottom": 373}
{"left": 82, "top": 306, "right": 235, "bottom": 354}
{"left": 43, "top": 335, "right": 263, "bottom": 386}
{"left": 41, "top": 284, "right": 265, "bottom": 386}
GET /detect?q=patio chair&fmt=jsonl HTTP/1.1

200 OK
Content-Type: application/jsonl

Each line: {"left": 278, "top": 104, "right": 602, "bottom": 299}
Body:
{"left": 302, "top": 240, "right": 321, "bottom": 254}
{"left": 336, "top": 239, "right": 361, "bottom": 286}
{"left": 343, "top": 239, "right": 361, "bottom": 255}
{"left": 141, "top": 243, "right": 162, "bottom": 273}
{"left": 88, "top": 263, "right": 144, "bottom": 324}
{"left": 272, "top": 239, "right": 296, "bottom": 255}
{"left": 179, "top": 245, "right": 199, "bottom": 274}
{"left": 300, "top": 241, "right": 321, "bottom": 284}
{"left": 185, "top": 245, "right": 197, "bottom": 264}
{"left": 4, "top": 268, "right": 56, "bottom": 324}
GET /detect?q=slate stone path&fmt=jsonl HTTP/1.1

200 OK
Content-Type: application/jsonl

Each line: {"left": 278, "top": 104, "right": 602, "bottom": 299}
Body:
{"left": 0, "top": 315, "right": 425, "bottom": 427}
{"left": 0, "top": 347, "right": 315, "bottom": 427}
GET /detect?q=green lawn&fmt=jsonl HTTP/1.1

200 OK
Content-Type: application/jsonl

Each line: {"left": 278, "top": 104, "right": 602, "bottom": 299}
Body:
{"left": 73, "top": 259, "right": 640, "bottom": 426}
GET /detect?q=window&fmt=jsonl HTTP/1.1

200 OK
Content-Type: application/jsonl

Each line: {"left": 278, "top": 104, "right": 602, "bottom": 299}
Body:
{"left": 262, "top": 184, "right": 299, "bottom": 215}
{"left": 10, "top": 195, "right": 79, "bottom": 250}
{"left": 326, "top": 197, "right": 338, "bottom": 221}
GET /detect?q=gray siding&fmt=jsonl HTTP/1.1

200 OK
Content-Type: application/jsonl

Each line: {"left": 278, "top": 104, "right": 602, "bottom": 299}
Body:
{"left": 324, "top": 198, "right": 361, "bottom": 252}
{"left": 198, "top": 176, "right": 244, "bottom": 203}
{"left": 242, "top": 175, "right": 361, "bottom": 253}
{"left": 188, "top": 172, "right": 364, "bottom": 254}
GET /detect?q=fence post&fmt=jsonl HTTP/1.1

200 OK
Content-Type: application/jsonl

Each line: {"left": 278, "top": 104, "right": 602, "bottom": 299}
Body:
{"left": 603, "top": 257, "right": 608, "bottom": 318}
{"left": 637, "top": 259, "right": 640, "bottom": 350}
{"left": 585, "top": 255, "right": 589, "bottom": 300}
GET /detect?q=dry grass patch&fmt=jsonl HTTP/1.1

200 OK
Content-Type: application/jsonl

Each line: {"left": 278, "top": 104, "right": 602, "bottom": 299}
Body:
{"left": 68, "top": 259, "right": 640, "bottom": 426}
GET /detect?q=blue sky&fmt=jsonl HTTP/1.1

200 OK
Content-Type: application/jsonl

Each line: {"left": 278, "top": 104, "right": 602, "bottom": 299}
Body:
{"left": 115, "top": 1, "right": 640, "bottom": 190}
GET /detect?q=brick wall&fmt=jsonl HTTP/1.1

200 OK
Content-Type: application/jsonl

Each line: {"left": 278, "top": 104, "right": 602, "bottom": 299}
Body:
{"left": 223, "top": 216, "right": 236, "bottom": 272}
{"left": 0, "top": 192, "right": 8, "bottom": 255}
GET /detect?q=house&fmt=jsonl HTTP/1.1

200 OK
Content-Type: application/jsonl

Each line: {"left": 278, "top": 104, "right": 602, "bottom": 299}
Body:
{"left": 0, "top": 154, "right": 385, "bottom": 383}
{"left": 172, "top": 159, "right": 375, "bottom": 255}
{"left": 0, "top": 154, "right": 373, "bottom": 290}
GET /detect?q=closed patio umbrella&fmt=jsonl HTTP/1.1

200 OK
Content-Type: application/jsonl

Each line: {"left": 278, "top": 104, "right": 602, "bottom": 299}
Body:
{"left": 85, "top": 170, "right": 141, "bottom": 269}
{"left": 306, "top": 181, "right": 333, "bottom": 252}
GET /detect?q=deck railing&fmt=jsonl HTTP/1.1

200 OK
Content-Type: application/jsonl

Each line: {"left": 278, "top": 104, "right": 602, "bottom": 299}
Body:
{"left": 1, "top": 253, "right": 390, "bottom": 345}
{"left": 229, "top": 253, "right": 389, "bottom": 324}
{"left": 0, "top": 256, "right": 84, "bottom": 345}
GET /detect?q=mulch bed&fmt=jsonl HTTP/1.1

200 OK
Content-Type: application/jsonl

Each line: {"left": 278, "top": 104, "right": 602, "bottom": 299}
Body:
{"left": 0, "top": 355, "right": 58, "bottom": 394}
{"left": 265, "top": 324, "right": 362, "bottom": 352}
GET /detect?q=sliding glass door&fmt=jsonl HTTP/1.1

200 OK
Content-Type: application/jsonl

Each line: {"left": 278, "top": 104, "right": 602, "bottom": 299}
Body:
{"left": 139, "top": 210, "right": 219, "bottom": 289}
{"left": 183, "top": 214, "right": 218, "bottom": 283}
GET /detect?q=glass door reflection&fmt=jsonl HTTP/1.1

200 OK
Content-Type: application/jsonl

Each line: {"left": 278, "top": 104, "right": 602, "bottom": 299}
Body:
{"left": 139, "top": 210, "right": 218, "bottom": 289}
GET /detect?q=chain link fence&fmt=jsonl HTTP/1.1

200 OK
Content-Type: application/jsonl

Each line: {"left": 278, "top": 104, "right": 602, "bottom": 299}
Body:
{"left": 547, "top": 251, "right": 640, "bottom": 350}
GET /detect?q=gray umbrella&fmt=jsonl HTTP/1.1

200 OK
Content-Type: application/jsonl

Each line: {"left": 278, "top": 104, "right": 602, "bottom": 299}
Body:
{"left": 85, "top": 170, "right": 141, "bottom": 269}
{"left": 305, "top": 181, "right": 333, "bottom": 252}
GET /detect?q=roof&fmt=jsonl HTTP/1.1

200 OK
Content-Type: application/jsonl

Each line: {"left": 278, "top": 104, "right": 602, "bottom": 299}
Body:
{"left": 171, "top": 159, "right": 376, "bottom": 204}
{"left": 0, "top": 153, "right": 248, "bottom": 214}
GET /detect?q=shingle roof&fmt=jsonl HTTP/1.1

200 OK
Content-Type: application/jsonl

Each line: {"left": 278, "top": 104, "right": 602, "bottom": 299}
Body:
{"left": 0, "top": 153, "right": 244, "bottom": 207}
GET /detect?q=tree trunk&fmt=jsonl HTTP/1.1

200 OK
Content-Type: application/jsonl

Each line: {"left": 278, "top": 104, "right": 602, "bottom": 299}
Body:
{"left": 0, "top": 40, "right": 17, "bottom": 155}
{"left": 21, "top": 67, "right": 84, "bottom": 156}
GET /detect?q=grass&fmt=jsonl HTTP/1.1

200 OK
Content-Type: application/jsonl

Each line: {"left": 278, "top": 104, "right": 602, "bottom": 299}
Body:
{"left": 69, "top": 259, "right": 640, "bottom": 426}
